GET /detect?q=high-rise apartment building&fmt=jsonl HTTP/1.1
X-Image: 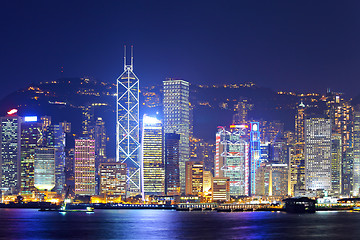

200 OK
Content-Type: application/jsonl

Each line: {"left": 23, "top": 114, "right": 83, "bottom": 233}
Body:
{"left": 0, "top": 112, "right": 21, "bottom": 194}
{"left": 215, "top": 125, "right": 250, "bottom": 196}
{"left": 163, "top": 78, "right": 190, "bottom": 193}
{"left": 305, "top": 117, "right": 332, "bottom": 191}
{"left": 185, "top": 161, "right": 203, "bottom": 196}
{"left": 34, "top": 147, "right": 55, "bottom": 191}
{"left": 75, "top": 139, "right": 96, "bottom": 195}
{"left": 100, "top": 162, "right": 127, "bottom": 200}
{"left": 164, "top": 133, "right": 180, "bottom": 195}
{"left": 116, "top": 47, "right": 140, "bottom": 195}
{"left": 141, "top": 115, "right": 164, "bottom": 196}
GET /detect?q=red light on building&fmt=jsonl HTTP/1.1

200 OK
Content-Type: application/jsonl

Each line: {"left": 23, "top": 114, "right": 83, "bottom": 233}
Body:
{"left": 7, "top": 109, "right": 18, "bottom": 115}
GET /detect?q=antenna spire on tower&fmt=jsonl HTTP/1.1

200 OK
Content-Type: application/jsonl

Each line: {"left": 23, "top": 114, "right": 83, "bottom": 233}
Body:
{"left": 124, "top": 45, "right": 127, "bottom": 71}
{"left": 131, "top": 45, "right": 134, "bottom": 68}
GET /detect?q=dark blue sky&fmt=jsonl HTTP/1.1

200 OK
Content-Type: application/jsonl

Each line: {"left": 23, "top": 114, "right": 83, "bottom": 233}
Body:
{"left": 1, "top": 0, "right": 360, "bottom": 100}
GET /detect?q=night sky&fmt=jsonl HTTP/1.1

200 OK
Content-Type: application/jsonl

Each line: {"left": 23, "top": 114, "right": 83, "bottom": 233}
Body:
{"left": 1, "top": 0, "right": 360, "bottom": 100}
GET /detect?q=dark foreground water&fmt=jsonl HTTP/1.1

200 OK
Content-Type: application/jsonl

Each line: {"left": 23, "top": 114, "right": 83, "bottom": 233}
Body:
{"left": 0, "top": 209, "right": 359, "bottom": 239}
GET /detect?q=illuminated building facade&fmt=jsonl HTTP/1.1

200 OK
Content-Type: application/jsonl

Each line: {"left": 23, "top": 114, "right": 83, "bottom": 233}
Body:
{"left": 0, "top": 113, "right": 21, "bottom": 194}
{"left": 116, "top": 46, "right": 140, "bottom": 195}
{"left": 185, "top": 161, "right": 203, "bottom": 195}
{"left": 295, "top": 102, "right": 306, "bottom": 143}
{"left": 255, "top": 163, "right": 289, "bottom": 197}
{"left": 203, "top": 170, "right": 213, "bottom": 193}
{"left": 215, "top": 125, "right": 249, "bottom": 196}
{"left": 212, "top": 177, "right": 230, "bottom": 202}
{"left": 353, "top": 106, "right": 360, "bottom": 196}
{"left": 141, "top": 115, "right": 164, "bottom": 196}
{"left": 164, "top": 133, "right": 180, "bottom": 195}
{"left": 331, "top": 134, "right": 342, "bottom": 196}
{"left": 100, "top": 162, "right": 127, "bottom": 199}
{"left": 20, "top": 117, "right": 42, "bottom": 195}
{"left": 34, "top": 147, "right": 55, "bottom": 191}
{"left": 325, "top": 91, "right": 353, "bottom": 195}
{"left": 163, "top": 78, "right": 190, "bottom": 193}
{"left": 250, "top": 122, "right": 261, "bottom": 195}
{"left": 305, "top": 117, "right": 331, "bottom": 191}
{"left": 75, "top": 139, "right": 96, "bottom": 195}
{"left": 95, "top": 117, "right": 107, "bottom": 194}
{"left": 289, "top": 143, "right": 305, "bottom": 196}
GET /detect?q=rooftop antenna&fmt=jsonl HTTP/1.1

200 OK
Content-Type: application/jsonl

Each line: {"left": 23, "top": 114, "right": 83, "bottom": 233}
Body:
{"left": 123, "top": 45, "right": 127, "bottom": 71}
{"left": 131, "top": 45, "right": 134, "bottom": 69}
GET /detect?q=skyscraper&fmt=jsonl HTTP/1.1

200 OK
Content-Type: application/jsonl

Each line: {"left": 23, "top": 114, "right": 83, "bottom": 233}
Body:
{"left": 250, "top": 122, "right": 261, "bottom": 195}
{"left": 0, "top": 112, "right": 21, "bottom": 194}
{"left": 331, "top": 134, "right": 342, "bottom": 196}
{"left": 215, "top": 125, "right": 250, "bottom": 196}
{"left": 305, "top": 117, "right": 331, "bottom": 192}
{"left": 141, "top": 115, "right": 164, "bottom": 197}
{"left": 163, "top": 78, "right": 190, "bottom": 193}
{"left": 75, "top": 139, "right": 96, "bottom": 196}
{"left": 295, "top": 101, "right": 306, "bottom": 143}
{"left": 34, "top": 147, "right": 55, "bottom": 191}
{"left": 164, "top": 133, "right": 180, "bottom": 195}
{"left": 289, "top": 142, "right": 305, "bottom": 196}
{"left": 353, "top": 106, "right": 360, "bottom": 196}
{"left": 20, "top": 116, "right": 42, "bottom": 195}
{"left": 116, "top": 46, "right": 140, "bottom": 195}
{"left": 185, "top": 161, "right": 203, "bottom": 196}
{"left": 100, "top": 162, "right": 127, "bottom": 200}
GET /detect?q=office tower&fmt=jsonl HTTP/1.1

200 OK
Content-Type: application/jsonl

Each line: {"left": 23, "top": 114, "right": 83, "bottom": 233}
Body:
{"left": 215, "top": 125, "right": 250, "bottom": 196}
{"left": 259, "top": 120, "right": 284, "bottom": 144}
{"left": 305, "top": 117, "right": 331, "bottom": 192}
{"left": 34, "top": 147, "right": 55, "bottom": 191}
{"left": 20, "top": 116, "right": 42, "bottom": 195}
{"left": 53, "top": 125, "right": 66, "bottom": 194}
{"left": 75, "top": 139, "right": 96, "bottom": 195}
{"left": 284, "top": 131, "right": 295, "bottom": 145}
{"left": 203, "top": 170, "right": 213, "bottom": 193}
{"left": 250, "top": 122, "right": 261, "bottom": 195}
{"left": 163, "top": 78, "right": 190, "bottom": 193}
{"left": 190, "top": 138, "right": 215, "bottom": 174}
{"left": 60, "top": 121, "right": 71, "bottom": 133}
{"left": 212, "top": 177, "right": 230, "bottom": 202}
{"left": 164, "top": 133, "right": 180, "bottom": 195}
{"left": 65, "top": 148, "right": 75, "bottom": 194}
{"left": 295, "top": 102, "right": 306, "bottom": 143}
{"left": 116, "top": 46, "right": 140, "bottom": 195}
{"left": 185, "top": 161, "right": 203, "bottom": 196}
{"left": 325, "top": 91, "right": 353, "bottom": 195}
{"left": 331, "top": 134, "right": 342, "bottom": 196}
{"left": 289, "top": 143, "right": 305, "bottom": 196}
{"left": 232, "top": 97, "right": 252, "bottom": 125}
{"left": 353, "top": 106, "right": 360, "bottom": 196}
{"left": 0, "top": 112, "right": 21, "bottom": 194}
{"left": 82, "top": 103, "right": 108, "bottom": 139}
{"left": 95, "top": 117, "right": 107, "bottom": 194}
{"left": 270, "top": 135, "right": 288, "bottom": 164}
{"left": 141, "top": 115, "right": 164, "bottom": 196}
{"left": 255, "top": 163, "right": 289, "bottom": 197}
{"left": 40, "top": 116, "right": 51, "bottom": 131}
{"left": 100, "top": 162, "right": 127, "bottom": 200}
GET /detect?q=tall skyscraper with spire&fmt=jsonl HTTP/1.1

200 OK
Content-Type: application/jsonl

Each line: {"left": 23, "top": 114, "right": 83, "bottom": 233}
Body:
{"left": 116, "top": 46, "right": 140, "bottom": 195}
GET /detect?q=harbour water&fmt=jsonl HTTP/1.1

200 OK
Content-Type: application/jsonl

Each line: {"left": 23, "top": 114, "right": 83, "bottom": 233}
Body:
{"left": 0, "top": 209, "right": 359, "bottom": 239}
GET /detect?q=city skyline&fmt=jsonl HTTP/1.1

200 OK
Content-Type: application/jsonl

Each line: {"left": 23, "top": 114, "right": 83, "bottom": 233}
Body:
{"left": 1, "top": 1, "right": 360, "bottom": 102}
